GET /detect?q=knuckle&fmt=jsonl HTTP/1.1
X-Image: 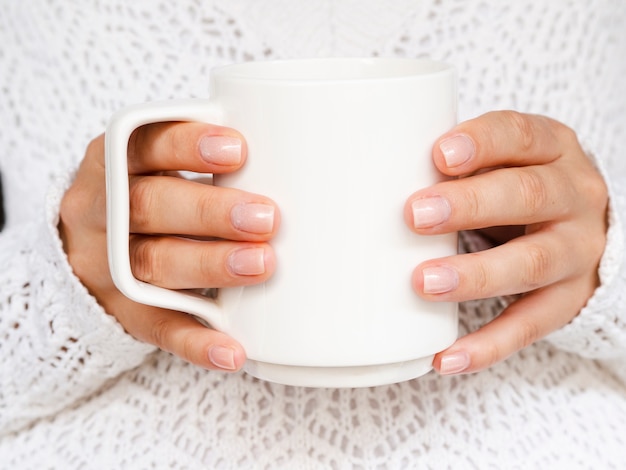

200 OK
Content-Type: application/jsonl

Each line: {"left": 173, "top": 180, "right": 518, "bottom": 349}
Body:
{"left": 502, "top": 111, "right": 535, "bottom": 152}
{"left": 194, "top": 191, "right": 218, "bottom": 230}
{"left": 151, "top": 317, "right": 208, "bottom": 366}
{"left": 150, "top": 317, "right": 171, "bottom": 351}
{"left": 461, "top": 185, "right": 485, "bottom": 223}
{"left": 61, "top": 139, "right": 106, "bottom": 229}
{"left": 481, "top": 341, "right": 502, "bottom": 370}
{"left": 198, "top": 247, "right": 221, "bottom": 284}
{"left": 514, "top": 317, "right": 541, "bottom": 351}
{"left": 127, "top": 126, "right": 147, "bottom": 165}
{"left": 522, "top": 243, "right": 552, "bottom": 289}
{"left": 590, "top": 177, "right": 609, "bottom": 210}
{"left": 553, "top": 120, "right": 579, "bottom": 148}
{"left": 168, "top": 124, "right": 186, "bottom": 164}
{"left": 515, "top": 167, "right": 548, "bottom": 215}
{"left": 580, "top": 169, "right": 609, "bottom": 213}
{"left": 60, "top": 184, "right": 88, "bottom": 228}
{"left": 180, "top": 332, "right": 198, "bottom": 364}
{"left": 469, "top": 253, "right": 491, "bottom": 298}
{"left": 85, "top": 134, "right": 105, "bottom": 162}
{"left": 130, "top": 237, "right": 164, "bottom": 284}
{"left": 129, "top": 177, "right": 156, "bottom": 231}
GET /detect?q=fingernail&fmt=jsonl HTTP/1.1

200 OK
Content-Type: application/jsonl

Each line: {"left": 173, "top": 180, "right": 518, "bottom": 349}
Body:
{"left": 227, "top": 247, "right": 266, "bottom": 276}
{"left": 439, "top": 351, "right": 470, "bottom": 375}
{"left": 199, "top": 135, "right": 242, "bottom": 165}
{"left": 440, "top": 134, "right": 474, "bottom": 168}
{"left": 411, "top": 196, "right": 451, "bottom": 228}
{"left": 209, "top": 345, "right": 237, "bottom": 370}
{"left": 423, "top": 266, "right": 459, "bottom": 294}
{"left": 231, "top": 203, "right": 275, "bottom": 234}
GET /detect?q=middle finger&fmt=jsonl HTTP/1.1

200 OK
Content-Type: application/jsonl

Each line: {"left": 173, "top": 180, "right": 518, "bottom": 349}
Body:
{"left": 405, "top": 164, "right": 574, "bottom": 234}
{"left": 413, "top": 227, "right": 581, "bottom": 301}
{"left": 129, "top": 175, "right": 279, "bottom": 241}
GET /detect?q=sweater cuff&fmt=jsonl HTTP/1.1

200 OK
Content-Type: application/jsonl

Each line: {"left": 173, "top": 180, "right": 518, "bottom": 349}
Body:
{"left": 43, "top": 168, "right": 157, "bottom": 369}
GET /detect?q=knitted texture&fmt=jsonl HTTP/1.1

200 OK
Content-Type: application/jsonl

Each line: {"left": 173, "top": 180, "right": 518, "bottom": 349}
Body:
{"left": 1, "top": 0, "right": 626, "bottom": 468}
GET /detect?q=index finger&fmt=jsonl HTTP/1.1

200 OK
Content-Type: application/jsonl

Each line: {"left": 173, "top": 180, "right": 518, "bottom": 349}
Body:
{"left": 127, "top": 121, "right": 247, "bottom": 175}
{"left": 433, "top": 111, "right": 580, "bottom": 176}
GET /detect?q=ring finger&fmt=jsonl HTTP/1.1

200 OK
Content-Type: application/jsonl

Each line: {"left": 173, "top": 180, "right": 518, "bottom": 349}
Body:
{"left": 130, "top": 236, "right": 276, "bottom": 289}
{"left": 414, "top": 227, "right": 581, "bottom": 301}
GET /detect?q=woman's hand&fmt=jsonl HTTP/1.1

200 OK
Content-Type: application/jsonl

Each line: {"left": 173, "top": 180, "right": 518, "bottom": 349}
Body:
{"left": 59, "top": 122, "right": 280, "bottom": 371}
{"left": 405, "top": 111, "right": 608, "bottom": 374}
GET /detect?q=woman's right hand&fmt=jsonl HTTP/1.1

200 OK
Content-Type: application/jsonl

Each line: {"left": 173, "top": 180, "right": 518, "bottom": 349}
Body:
{"left": 58, "top": 122, "right": 280, "bottom": 371}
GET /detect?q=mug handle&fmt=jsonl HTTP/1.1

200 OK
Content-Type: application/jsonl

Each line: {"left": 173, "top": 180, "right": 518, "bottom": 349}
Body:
{"left": 105, "top": 99, "right": 232, "bottom": 330}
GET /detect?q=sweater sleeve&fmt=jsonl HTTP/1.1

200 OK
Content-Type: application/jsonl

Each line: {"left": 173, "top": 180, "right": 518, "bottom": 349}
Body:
{"left": 0, "top": 170, "right": 156, "bottom": 435}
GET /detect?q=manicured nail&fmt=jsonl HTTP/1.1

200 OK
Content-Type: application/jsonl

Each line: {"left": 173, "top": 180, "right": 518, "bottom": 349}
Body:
{"left": 440, "top": 134, "right": 474, "bottom": 168}
{"left": 411, "top": 196, "right": 451, "bottom": 228}
{"left": 439, "top": 351, "right": 471, "bottom": 375}
{"left": 199, "top": 135, "right": 242, "bottom": 165}
{"left": 423, "top": 266, "right": 459, "bottom": 294}
{"left": 227, "top": 248, "right": 266, "bottom": 276}
{"left": 209, "top": 345, "right": 237, "bottom": 370}
{"left": 231, "top": 203, "right": 275, "bottom": 234}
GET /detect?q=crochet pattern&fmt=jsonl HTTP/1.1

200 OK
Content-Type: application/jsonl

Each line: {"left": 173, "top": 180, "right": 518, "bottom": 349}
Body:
{"left": 1, "top": 0, "right": 625, "bottom": 468}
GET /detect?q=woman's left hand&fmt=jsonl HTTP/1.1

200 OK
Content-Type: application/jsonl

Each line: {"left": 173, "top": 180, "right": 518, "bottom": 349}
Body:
{"left": 404, "top": 111, "right": 609, "bottom": 374}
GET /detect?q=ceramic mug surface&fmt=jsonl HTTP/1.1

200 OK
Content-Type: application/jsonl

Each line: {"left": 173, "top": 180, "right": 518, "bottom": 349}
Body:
{"left": 106, "top": 58, "right": 458, "bottom": 387}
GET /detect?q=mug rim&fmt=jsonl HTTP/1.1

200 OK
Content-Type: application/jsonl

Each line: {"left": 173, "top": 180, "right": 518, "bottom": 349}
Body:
{"left": 211, "top": 57, "right": 454, "bottom": 84}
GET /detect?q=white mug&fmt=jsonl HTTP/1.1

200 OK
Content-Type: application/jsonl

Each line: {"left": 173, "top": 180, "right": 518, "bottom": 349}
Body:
{"left": 106, "top": 58, "right": 458, "bottom": 388}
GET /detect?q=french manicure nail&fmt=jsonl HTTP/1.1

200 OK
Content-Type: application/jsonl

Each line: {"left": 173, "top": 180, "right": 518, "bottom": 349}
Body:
{"left": 231, "top": 203, "right": 275, "bottom": 234}
{"left": 209, "top": 345, "right": 237, "bottom": 370}
{"left": 423, "top": 266, "right": 459, "bottom": 294}
{"left": 411, "top": 196, "right": 451, "bottom": 228}
{"left": 439, "top": 351, "right": 471, "bottom": 375}
{"left": 227, "top": 248, "right": 266, "bottom": 276}
{"left": 440, "top": 134, "right": 474, "bottom": 168}
{"left": 199, "top": 135, "right": 242, "bottom": 165}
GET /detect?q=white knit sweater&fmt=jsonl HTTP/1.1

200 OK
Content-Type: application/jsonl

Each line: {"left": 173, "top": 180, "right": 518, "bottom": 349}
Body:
{"left": 1, "top": 1, "right": 626, "bottom": 468}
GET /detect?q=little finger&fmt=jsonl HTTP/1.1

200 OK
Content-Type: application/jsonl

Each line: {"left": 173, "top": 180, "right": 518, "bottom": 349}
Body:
{"left": 433, "top": 277, "right": 596, "bottom": 374}
{"left": 118, "top": 302, "right": 247, "bottom": 371}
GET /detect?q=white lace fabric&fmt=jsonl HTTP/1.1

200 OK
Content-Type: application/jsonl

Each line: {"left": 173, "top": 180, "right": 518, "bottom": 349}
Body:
{"left": 1, "top": 0, "right": 626, "bottom": 468}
